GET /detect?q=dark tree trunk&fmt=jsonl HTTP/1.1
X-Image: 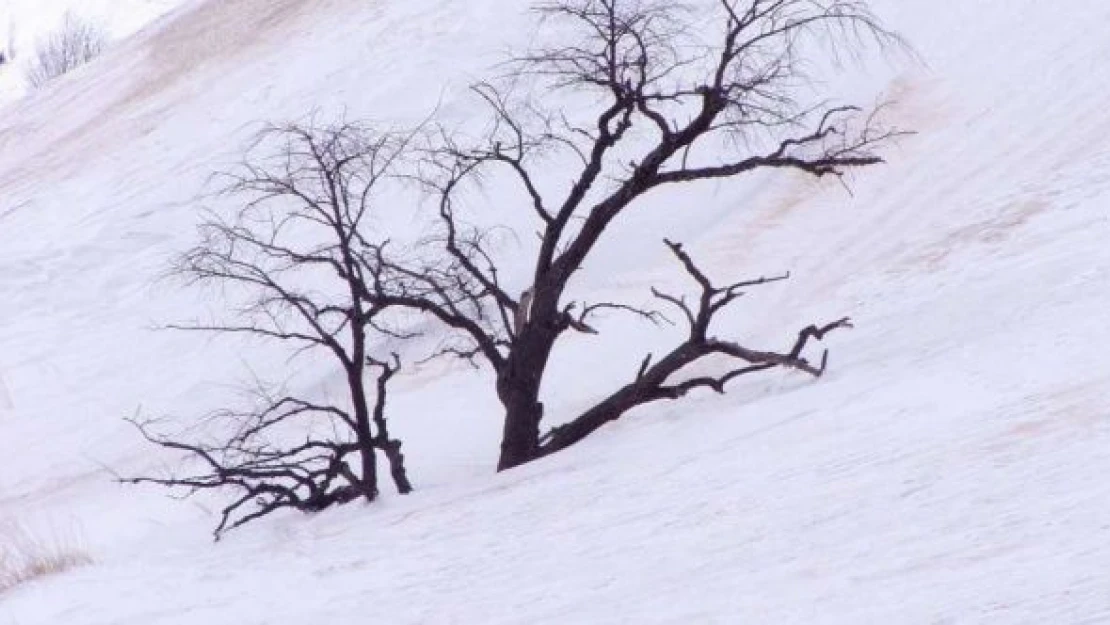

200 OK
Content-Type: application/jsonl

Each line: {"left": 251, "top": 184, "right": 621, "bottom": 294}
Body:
{"left": 497, "top": 387, "right": 545, "bottom": 471}
{"left": 381, "top": 440, "right": 413, "bottom": 494}
{"left": 495, "top": 307, "right": 561, "bottom": 470}
{"left": 348, "top": 367, "right": 380, "bottom": 501}
{"left": 357, "top": 439, "right": 379, "bottom": 501}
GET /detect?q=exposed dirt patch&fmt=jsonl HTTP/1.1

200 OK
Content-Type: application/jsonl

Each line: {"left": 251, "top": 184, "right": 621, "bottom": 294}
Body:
{"left": 124, "top": 0, "right": 316, "bottom": 110}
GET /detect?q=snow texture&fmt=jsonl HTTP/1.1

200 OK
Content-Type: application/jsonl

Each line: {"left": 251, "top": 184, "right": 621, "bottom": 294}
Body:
{"left": 1, "top": 0, "right": 1110, "bottom": 623}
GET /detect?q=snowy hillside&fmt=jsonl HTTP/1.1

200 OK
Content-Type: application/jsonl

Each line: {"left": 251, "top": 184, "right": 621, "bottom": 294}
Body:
{"left": 2, "top": 0, "right": 1110, "bottom": 623}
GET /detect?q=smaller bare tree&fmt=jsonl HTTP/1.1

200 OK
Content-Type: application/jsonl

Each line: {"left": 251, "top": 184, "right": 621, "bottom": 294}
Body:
{"left": 25, "top": 12, "right": 106, "bottom": 88}
{"left": 123, "top": 122, "right": 415, "bottom": 539}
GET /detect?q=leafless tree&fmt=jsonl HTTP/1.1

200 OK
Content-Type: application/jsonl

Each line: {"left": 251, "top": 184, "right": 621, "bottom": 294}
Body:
{"left": 123, "top": 122, "right": 415, "bottom": 538}
{"left": 130, "top": 0, "right": 909, "bottom": 523}
{"left": 25, "top": 12, "right": 106, "bottom": 88}
{"left": 360, "top": 0, "right": 907, "bottom": 470}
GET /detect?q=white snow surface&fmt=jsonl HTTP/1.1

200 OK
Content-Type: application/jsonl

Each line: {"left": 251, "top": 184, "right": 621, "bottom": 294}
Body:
{"left": 2, "top": 0, "right": 1110, "bottom": 623}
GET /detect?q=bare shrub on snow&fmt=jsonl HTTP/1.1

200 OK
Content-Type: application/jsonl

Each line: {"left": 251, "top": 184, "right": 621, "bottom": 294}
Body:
{"left": 25, "top": 12, "right": 107, "bottom": 88}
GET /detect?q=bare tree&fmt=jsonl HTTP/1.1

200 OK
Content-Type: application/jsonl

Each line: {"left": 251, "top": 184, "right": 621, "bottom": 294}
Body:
{"left": 129, "top": 0, "right": 908, "bottom": 529}
{"left": 25, "top": 12, "right": 106, "bottom": 88}
{"left": 124, "top": 122, "right": 415, "bottom": 538}
{"left": 358, "top": 0, "right": 906, "bottom": 470}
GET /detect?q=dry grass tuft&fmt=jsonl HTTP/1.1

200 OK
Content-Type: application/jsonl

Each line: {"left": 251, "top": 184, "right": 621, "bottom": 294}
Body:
{"left": 0, "top": 522, "right": 92, "bottom": 595}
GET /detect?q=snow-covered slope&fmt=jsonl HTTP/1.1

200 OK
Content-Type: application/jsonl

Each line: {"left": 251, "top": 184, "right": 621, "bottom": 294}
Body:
{"left": 2, "top": 0, "right": 1110, "bottom": 622}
